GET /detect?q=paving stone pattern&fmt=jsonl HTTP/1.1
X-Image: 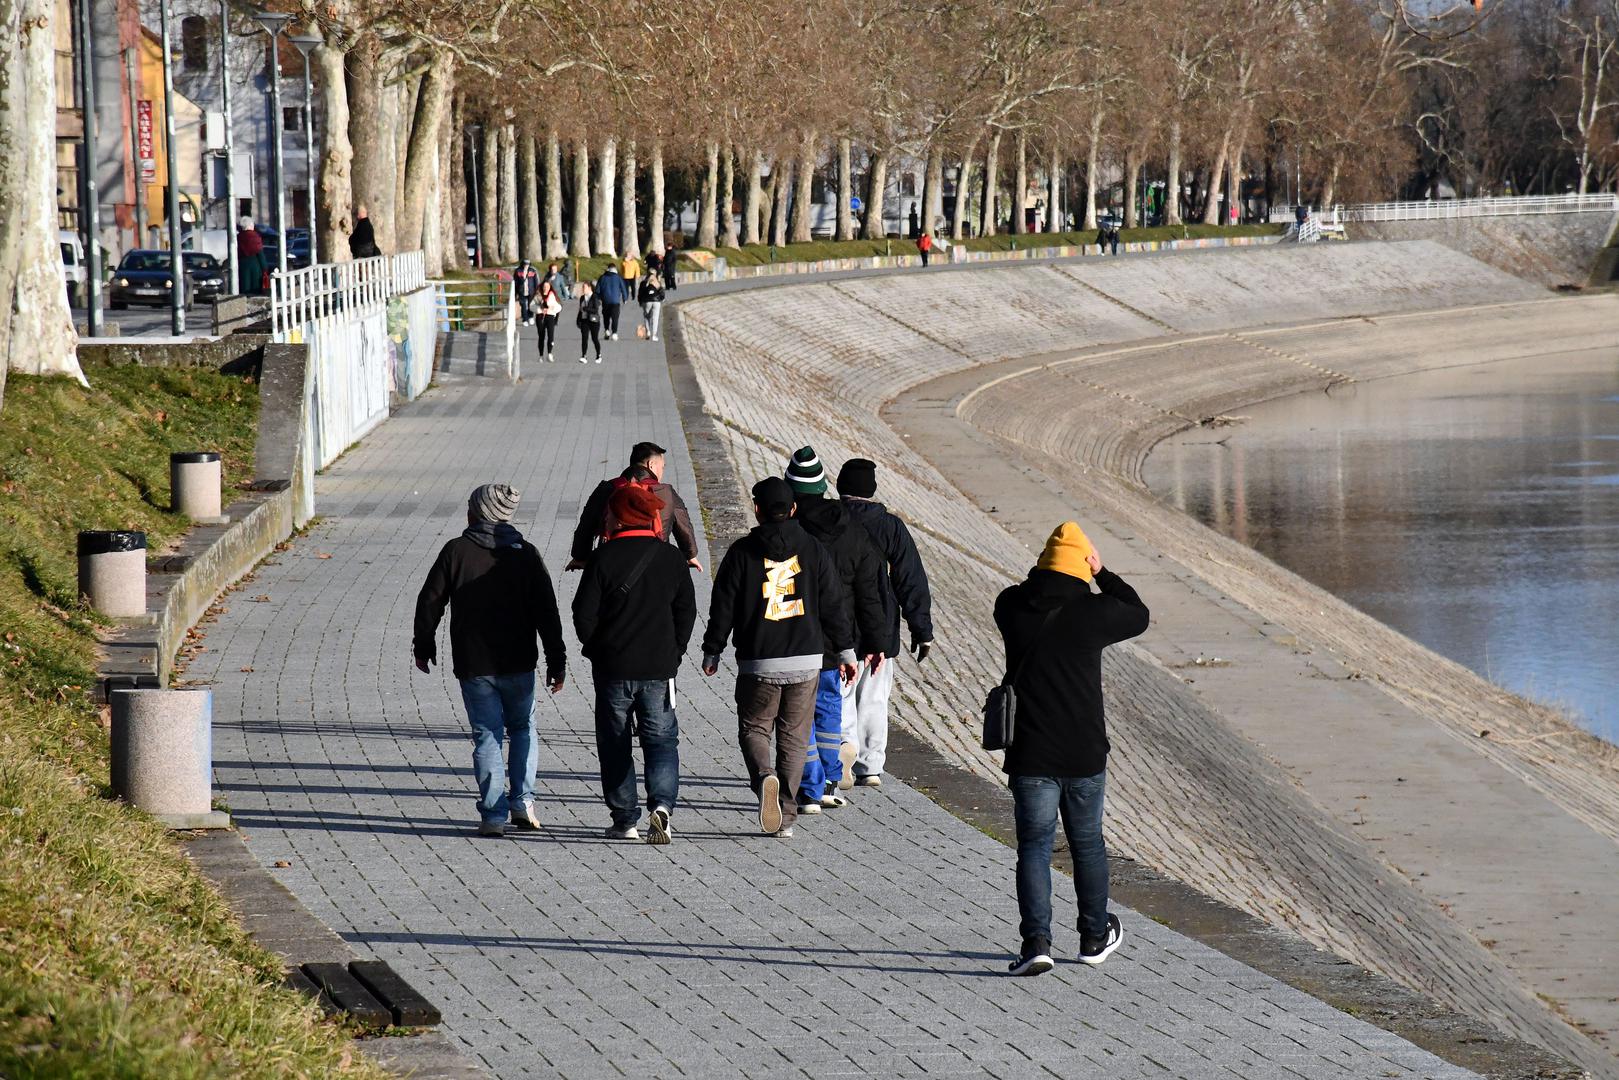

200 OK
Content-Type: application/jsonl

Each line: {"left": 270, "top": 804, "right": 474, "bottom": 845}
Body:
{"left": 673, "top": 248, "right": 1616, "bottom": 1070}
{"left": 183, "top": 318, "right": 1476, "bottom": 1078}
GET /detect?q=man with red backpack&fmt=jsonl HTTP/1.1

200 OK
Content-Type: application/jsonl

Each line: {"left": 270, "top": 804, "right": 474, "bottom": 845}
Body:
{"left": 566, "top": 442, "right": 702, "bottom": 572}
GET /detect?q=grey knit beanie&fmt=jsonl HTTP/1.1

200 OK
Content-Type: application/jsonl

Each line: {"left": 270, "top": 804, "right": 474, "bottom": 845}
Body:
{"left": 785, "top": 446, "right": 827, "bottom": 495}
{"left": 468, "top": 483, "right": 521, "bottom": 523}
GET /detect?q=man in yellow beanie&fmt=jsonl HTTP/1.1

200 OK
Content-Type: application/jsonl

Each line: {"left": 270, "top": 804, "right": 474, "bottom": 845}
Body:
{"left": 993, "top": 522, "right": 1148, "bottom": 975}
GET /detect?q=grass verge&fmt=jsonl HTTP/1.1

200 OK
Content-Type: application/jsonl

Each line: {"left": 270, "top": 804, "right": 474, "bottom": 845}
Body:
{"left": 0, "top": 367, "right": 385, "bottom": 1079}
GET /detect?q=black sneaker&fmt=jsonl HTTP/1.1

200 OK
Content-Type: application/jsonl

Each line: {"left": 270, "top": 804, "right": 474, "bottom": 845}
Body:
{"left": 1079, "top": 914, "right": 1123, "bottom": 966}
{"left": 1008, "top": 937, "right": 1054, "bottom": 976}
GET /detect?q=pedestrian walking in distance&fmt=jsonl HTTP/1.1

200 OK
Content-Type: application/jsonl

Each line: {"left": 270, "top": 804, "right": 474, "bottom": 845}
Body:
{"left": 350, "top": 204, "right": 381, "bottom": 259}
{"left": 835, "top": 458, "right": 933, "bottom": 789}
{"left": 917, "top": 231, "right": 933, "bottom": 268}
{"left": 637, "top": 272, "right": 666, "bottom": 342}
{"left": 573, "top": 483, "right": 696, "bottom": 844}
{"left": 597, "top": 262, "right": 629, "bottom": 340}
{"left": 514, "top": 259, "right": 539, "bottom": 325}
{"left": 538, "top": 264, "right": 563, "bottom": 362}
{"left": 575, "top": 281, "right": 603, "bottom": 364}
{"left": 785, "top": 447, "right": 887, "bottom": 815}
{"left": 621, "top": 252, "right": 642, "bottom": 310}
{"left": 995, "top": 522, "right": 1147, "bottom": 975}
{"left": 702, "top": 477, "right": 856, "bottom": 839}
{"left": 567, "top": 441, "right": 702, "bottom": 571}
{"left": 413, "top": 484, "right": 567, "bottom": 838}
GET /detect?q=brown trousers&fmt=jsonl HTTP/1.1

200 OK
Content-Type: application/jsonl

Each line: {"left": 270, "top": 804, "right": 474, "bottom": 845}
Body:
{"left": 735, "top": 674, "right": 817, "bottom": 826}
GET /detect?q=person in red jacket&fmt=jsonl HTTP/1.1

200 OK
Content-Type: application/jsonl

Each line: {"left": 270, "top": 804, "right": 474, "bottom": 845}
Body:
{"left": 917, "top": 230, "right": 933, "bottom": 268}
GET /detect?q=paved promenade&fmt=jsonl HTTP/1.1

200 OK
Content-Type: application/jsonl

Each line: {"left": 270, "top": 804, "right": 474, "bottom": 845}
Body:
{"left": 180, "top": 311, "right": 1482, "bottom": 1078}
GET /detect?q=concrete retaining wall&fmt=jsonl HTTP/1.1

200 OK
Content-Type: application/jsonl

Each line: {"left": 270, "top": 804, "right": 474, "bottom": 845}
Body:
{"left": 1347, "top": 210, "right": 1619, "bottom": 288}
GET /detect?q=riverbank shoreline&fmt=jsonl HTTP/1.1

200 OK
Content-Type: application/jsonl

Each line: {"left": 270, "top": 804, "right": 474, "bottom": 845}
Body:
{"left": 889, "top": 293, "right": 1619, "bottom": 1073}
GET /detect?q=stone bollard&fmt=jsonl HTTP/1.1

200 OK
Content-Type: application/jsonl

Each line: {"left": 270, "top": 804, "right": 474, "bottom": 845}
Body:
{"left": 170, "top": 451, "right": 228, "bottom": 524}
{"left": 77, "top": 530, "right": 147, "bottom": 617}
{"left": 109, "top": 687, "right": 230, "bottom": 829}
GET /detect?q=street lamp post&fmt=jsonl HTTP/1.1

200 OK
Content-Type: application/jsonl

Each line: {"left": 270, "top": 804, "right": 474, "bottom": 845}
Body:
{"left": 157, "top": 0, "right": 186, "bottom": 334}
{"left": 253, "top": 10, "right": 292, "bottom": 279}
{"left": 75, "top": 0, "right": 103, "bottom": 335}
{"left": 289, "top": 30, "right": 321, "bottom": 266}
{"left": 219, "top": 0, "right": 238, "bottom": 295}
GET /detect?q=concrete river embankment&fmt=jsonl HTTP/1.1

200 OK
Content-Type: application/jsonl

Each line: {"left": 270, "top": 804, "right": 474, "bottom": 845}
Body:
{"left": 674, "top": 241, "right": 1619, "bottom": 1076}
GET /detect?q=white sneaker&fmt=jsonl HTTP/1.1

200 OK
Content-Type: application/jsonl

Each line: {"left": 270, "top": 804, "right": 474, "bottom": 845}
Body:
{"left": 578, "top": 355, "right": 588, "bottom": 364}
{"left": 650, "top": 335, "right": 659, "bottom": 342}
{"left": 547, "top": 352, "right": 555, "bottom": 363}
{"left": 772, "top": 826, "right": 793, "bottom": 839}
{"left": 604, "top": 823, "right": 639, "bottom": 840}
{"left": 647, "top": 807, "right": 673, "bottom": 845}
{"left": 610, "top": 332, "right": 619, "bottom": 341}
{"left": 797, "top": 801, "right": 822, "bottom": 816}
{"left": 594, "top": 356, "right": 602, "bottom": 364}
{"left": 837, "top": 742, "right": 857, "bottom": 790}
{"left": 819, "top": 792, "right": 847, "bottom": 809}
{"left": 510, "top": 800, "right": 541, "bottom": 830}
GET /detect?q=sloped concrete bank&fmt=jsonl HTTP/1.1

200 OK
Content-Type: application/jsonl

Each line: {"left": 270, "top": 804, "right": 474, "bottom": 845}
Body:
{"left": 1347, "top": 210, "right": 1619, "bottom": 288}
{"left": 672, "top": 242, "right": 1619, "bottom": 1076}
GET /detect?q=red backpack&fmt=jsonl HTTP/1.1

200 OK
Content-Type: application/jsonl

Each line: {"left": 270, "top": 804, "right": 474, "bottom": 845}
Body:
{"left": 601, "top": 475, "right": 664, "bottom": 541}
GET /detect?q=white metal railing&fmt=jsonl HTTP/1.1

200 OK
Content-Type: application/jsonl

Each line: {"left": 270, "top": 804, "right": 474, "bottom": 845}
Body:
{"left": 434, "top": 279, "right": 510, "bottom": 331}
{"left": 1273, "top": 193, "right": 1618, "bottom": 226}
{"left": 270, "top": 251, "right": 426, "bottom": 340}
{"left": 504, "top": 281, "right": 519, "bottom": 383}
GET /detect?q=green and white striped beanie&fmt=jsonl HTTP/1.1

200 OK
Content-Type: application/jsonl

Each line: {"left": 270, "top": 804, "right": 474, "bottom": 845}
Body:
{"left": 785, "top": 446, "right": 827, "bottom": 495}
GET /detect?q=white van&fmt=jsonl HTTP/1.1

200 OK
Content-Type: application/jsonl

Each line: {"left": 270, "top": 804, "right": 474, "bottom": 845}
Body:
{"left": 60, "top": 230, "right": 86, "bottom": 305}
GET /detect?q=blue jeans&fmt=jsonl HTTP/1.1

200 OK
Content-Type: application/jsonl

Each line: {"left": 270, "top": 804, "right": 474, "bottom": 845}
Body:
{"left": 459, "top": 672, "right": 538, "bottom": 824}
{"left": 594, "top": 678, "right": 680, "bottom": 827}
{"left": 798, "top": 668, "right": 844, "bottom": 804}
{"left": 1011, "top": 771, "right": 1109, "bottom": 946}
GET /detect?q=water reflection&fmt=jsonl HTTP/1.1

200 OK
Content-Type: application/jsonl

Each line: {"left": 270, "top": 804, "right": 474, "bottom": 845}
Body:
{"left": 1144, "top": 350, "right": 1619, "bottom": 744}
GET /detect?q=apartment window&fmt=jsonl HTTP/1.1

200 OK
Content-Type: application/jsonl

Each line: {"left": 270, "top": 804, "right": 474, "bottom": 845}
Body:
{"left": 283, "top": 106, "right": 305, "bottom": 134}
{"left": 181, "top": 16, "right": 209, "bottom": 72}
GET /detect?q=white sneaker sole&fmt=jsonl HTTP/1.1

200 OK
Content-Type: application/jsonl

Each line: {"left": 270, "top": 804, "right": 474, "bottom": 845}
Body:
{"left": 1008, "top": 954, "right": 1054, "bottom": 976}
{"left": 759, "top": 775, "right": 782, "bottom": 834}
{"left": 647, "top": 809, "right": 672, "bottom": 846}
{"left": 1079, "top": 927, "right": 1124, "bottom": 966}
{"left": 837, "top": 742, "right": 857, "bottom": 790}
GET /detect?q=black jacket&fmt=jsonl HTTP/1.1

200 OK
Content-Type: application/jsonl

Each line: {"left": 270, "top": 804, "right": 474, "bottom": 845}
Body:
{"left": 570, "top": 467, "right": 700, "bottom": 562}
{"left": 842, "top": 497, "right": 934, "bottom": 656}
{"left": 794, "top": 496, "right": 887, "bottom": 667}
{"left": 349, "top": 217, "right": 380, "bottom": 259}
{"left": 576, "top": 291, "right": 601, "bottom": 326}
{"left": 993, "top": 568, "right": 1148, "bottom": 778}
{"left": 572, "top": 534, "right": 696, "bottom": 680}
{"left": 637, "top": 276, "right": 666, "bottom": 304}
{"left": 701, "top": 519, "right": 855, "bottom": 676}
{"left": 413, "top": 534, "right": 567, "bottom": 681}
{"left": 514, "top": 264, "right": 539, "bottom": 300}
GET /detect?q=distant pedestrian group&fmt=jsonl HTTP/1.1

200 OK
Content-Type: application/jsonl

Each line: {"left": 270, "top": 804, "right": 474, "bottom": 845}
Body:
{"left": 413, "top": 430, "right": 1146, "bottom": 974}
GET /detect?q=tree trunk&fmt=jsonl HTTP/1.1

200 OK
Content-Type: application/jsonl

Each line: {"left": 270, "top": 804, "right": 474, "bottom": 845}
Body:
{"left": 0, "top": 0, "right": 82, "bottom": 394}
{"left": 443, "top": 93, "right": 467, "bottom": 271}
{"left": 544, "top": 130, "right": 564, "bottom": 259}
{"left": 477, "top": 123, "right": 498, "bottom": 263}
{"left": 422, "top": 124, "right": 443, "bottom": 276}
{"left": 836, "top": 137, "right": 854, "bottom": 240}
{"left": 593, "top": 136, "right": 616, "bottom": 256}
{"left": 569, "top": 135, "right": 590, "bottom": 257}
{"left": 313, "top": 40, "right": 354, "bottom": 263}
{"left": 520, "top": 131, "right": 541, "bottom": 260}
{"left": 952, "top": 134, "right": 979, "bottom": 240}
{"left": 742, "top": 149, "right": 763, "bottom": 245}
{"left": 1166, "top": 119, "right": 1183, "bottom": 225}
{"left": 1047, "top": 139, "right": 1061, "bottom": 232}
{"left": 393, "top": 78, "right": 415, "bottom": 239}
{"left": 497, "top": 123, "right": 519, "bottom": 264}
{"left": 697, "top": 140, "right": 718, "bottom": 248}
{"left": 762, "top": 163, "right": 779, "bottom": 245}
{"left": 718, "top": 144, "right": 738, "bottom": 247}
{"left": 1083, "top": 110, "right": 1102, "bottom": 230}
{"left": 1321, "top": 157, "right": 1340, "bottom": 211}
{"left": 619, "top": 139, "right": 640, "bottom": 259}
{"left": 980, "top": 131, "right": 1001, "bottom": 237}
{"left": 1012, "top": 130, "right": 1028, "bottom": 234}
{"left": 1124, "top": 144, "right": 1140, "bottom": 228}
{"left": 1202, "top": 130, "right": 1231, "bottom": 225}
{"left": 348, "top": 33, "right": 392, "bottom": 248}
{"left": 861, "top": 150, "right": 888, "bottom": 238}
{"left": 647, "top": 141, "right": 665, "bottom": 254}
{"left": 397, "top": 49, "right": 450, "bottom": 258}
{"left": 790, "top": 131, "right": 816, "bottom": 243}
{"left": 922, "top": 143, "right": 943, "bottom": 239}
{"left": 771, "top": 159, "right": 791, "bottom": 245}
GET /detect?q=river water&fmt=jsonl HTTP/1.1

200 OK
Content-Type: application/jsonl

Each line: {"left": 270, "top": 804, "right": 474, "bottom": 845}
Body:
{"left": 1143, "top": 349, "right": 1619, "bottom": 744}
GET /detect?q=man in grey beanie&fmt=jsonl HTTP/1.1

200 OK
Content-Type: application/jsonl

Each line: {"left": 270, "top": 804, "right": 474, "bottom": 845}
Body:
{"left": 414, "top": 484, "right": 567, "bottom": 837}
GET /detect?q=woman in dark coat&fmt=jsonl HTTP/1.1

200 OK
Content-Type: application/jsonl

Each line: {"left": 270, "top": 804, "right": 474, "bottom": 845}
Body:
{"left": 237, "top": 217, "right": 267, "bottom": 295}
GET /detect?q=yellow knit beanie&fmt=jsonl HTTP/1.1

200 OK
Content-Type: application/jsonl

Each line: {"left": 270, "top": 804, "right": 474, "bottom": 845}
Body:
{"left": 1036, "top": 522, "right": 1095, "bottom": 582}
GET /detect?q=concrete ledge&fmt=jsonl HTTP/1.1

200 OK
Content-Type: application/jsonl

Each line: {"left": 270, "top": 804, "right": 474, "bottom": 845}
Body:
{"left": 78, "top": 334, "right": 271, "bottom": 372}
{"left": 156, "top": 810, "right": 233, "bottom": 830}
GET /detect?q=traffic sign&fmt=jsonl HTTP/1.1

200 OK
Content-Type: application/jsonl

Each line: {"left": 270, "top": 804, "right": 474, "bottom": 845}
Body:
{"left": 850, "top": 195, "right": 862, "bottom": 212}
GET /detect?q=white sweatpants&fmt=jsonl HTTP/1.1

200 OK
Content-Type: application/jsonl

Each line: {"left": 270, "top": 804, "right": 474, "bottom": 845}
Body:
{"left": 840, "top": 659, "right": 895, "bottom": 777}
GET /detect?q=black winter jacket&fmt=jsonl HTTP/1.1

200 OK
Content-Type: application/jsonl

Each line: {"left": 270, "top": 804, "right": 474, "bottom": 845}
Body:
{"left": 993, "top": 567, "right": 1148, "bottom": 778}
{"left": 701, "top": 519, "right": 855, "bottom": 677}
{"left": 842, "top": 497, "right": 934, "bottom": 656}
{"left": 794, "top": 496, "right": 888, "bottom": 667}
{"left": 413, "top": 534, "right": 567, "bottom": 681}
{"left": 572, "top": 534, "right": 696, "bottom": 680}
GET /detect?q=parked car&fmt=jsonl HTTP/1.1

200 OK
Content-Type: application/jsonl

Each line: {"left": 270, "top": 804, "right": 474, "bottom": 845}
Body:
{"left": 60, "top": 230, "right": 86, "bottom": 306}
{"left": 286, "top": 227, "right": 312, "bottom": 268}
{"left": 182, "top": 251, "right": 228, "bottom": 301}
{"left": 254, "top": 226, "right": 312, "bottom": 273}
{"left": 108, "top": 250, "right": 194, "bottom": 309}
